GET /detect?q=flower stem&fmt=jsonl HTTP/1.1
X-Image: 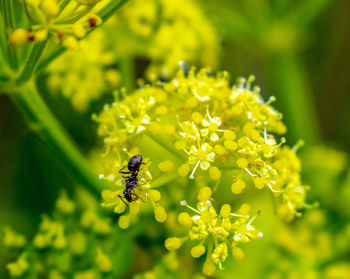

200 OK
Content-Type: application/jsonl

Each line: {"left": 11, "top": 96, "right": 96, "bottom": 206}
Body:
{"left": 272, "top": 52, "right": 320, "bottom": 144}
{"left": 1, "top": 0, "right": 19, "bottom": 70}
{"left": 10, "top": 83, "right": 104, "bottom": 197}
{"left": 17, "top": 40, "right": 47, "bottom": 85}
{"left": 119, "top": 55, "right": 135, "bottom": 91}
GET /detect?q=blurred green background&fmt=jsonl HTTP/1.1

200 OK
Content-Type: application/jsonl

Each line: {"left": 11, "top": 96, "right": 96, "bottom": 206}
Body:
{"left": 1, "top": 0, "right": 350, "bottom": 278}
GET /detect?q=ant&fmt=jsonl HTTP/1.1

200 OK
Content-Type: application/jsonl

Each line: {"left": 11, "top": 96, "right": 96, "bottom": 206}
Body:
{"left": 118, "top": 155, "right": 149, "bottom": 206}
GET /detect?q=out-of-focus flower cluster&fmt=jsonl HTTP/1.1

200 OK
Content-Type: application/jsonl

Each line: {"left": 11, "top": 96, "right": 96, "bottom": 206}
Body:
{"left": 266, "top": 209, "right": 350, "bottom": 279}
{"left": 95, "top": 67, "right": 309, "bottom": 274}
{"left": 42, "top": 0, "right": 220, "bottom": 111}
{"left": 47, "top": 30, "right": 120, "bottom": 111}
{"left": 10, "top": 0, "right": 107, "bottom": 49}
{"left": 107, "top": 0, "right": 220, "bottom": 79}
{"left": 4, "top": 191, "right": 130, "bottom": 279}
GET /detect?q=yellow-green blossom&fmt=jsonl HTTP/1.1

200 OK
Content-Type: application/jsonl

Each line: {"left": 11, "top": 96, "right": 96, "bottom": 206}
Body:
{"left": 165, "top": 192, "right": 262, "bottom": 275}
{"left": 99, "top": 151, "right": 168, "bottom": 228}
{"left": 10, "top": 0, "right": 105, "bottom": 49}
{"left": 106, "top": 0, "right": 220, "bottom": 79}
{"left": 267, "top": 210, "right": 350, "bottom": 279}
{"left": 95, "top": 68, "right": 308, "bottom": 221}
{"left": 5, "top": 191, "right": 119, "bottom": 278}
{"left": 47, "top": 30, "right": 120, "bottom": 111}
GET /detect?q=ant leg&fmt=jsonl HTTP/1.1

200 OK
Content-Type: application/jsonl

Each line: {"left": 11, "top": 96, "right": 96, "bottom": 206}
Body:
{"left": 118, "top": 195, "right": 129, "bottom": 207}
{"left": 119, "top": 166, "right": 132, "bottom": 174}
{"left": 119, "top": 166, "right": 126, "bottom": 173}
{"left": 131, "top": 192, "right": 144, "bottom": 203}
{"left": 120, "top": 171, "right": 132, "bottom": 175}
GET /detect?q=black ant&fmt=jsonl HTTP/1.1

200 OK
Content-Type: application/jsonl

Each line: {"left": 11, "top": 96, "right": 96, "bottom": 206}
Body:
{"left": 118, "top": 155, "right": 149, "bottom": 206}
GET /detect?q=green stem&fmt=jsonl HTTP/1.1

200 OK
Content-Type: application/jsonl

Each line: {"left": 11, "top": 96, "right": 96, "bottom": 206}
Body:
{"left": 36, "top": 47, "right": 65, "bottom": 73}
{"left": 98, "top": 0, "right": 128, "bottom": 21}
{"left": 119, "top": 54, "right": 134, "bottom": 91}
{"left": 36, "top": 0, "right": 129, "bottom": 73}
{"left": 144, "top": 133, "right": 186, "bottom": 160}
{"left": 1, "top": 0, "right": 19, "bottom": 70}
{"left": 17, "top": 40, "right": 47, "bottom": 84}
{"left": 272, "top": 52, "right": 320, "bottom": 144}
{"left": 10, "top": 83, "right": 103, "bottom": 197}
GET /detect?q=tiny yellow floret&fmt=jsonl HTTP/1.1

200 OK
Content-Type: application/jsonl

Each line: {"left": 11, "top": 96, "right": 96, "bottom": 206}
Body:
{"left": 197, "top": 186, "right": 212, "bottom": 201}
{"left": 10, "top": 29, "right": 28, "bottom": 48}
{"left": 237, "top": 158, "right": 249, "bottom": 168}
{"left": 209, "top": 166, "right": 221, "bottom": 180}
{"left": 231, "top": 179, "right": 246, "bottom": 194}
{"left": 96, "top": 248, "right": 112, "bottom": 273}
{"left": 224, "top": 130, "right": 236, "bottom": 140}
{"left": 238, "top": 203, "right": 251, "bottom": 215}
{"left": 178, "top": 164, "right": 190, "bottom": 176}
{"left": 192, "top": 112, "right": 203, "bottom": 123}
{"left": 148, "top": 190, "right": 161, "bottom": 201}
{"left": 158, "top": 160, "right": 175, "bottom": 172}
{"left": 254, "top": 177, "right": 266, "bottom": 189}
{"left": 165, "top": 237, "right": 183, "bottom": 251}
{"left": 118, "top": 215, "right": 130, "bottom": 229}
{"left": 191, "top": 245, "right": 206, "bottom": 258}
{"left": 232, "top": 246, "right": 244, "bottom": 261}
{"left": 129, "top": 202, "right": 140, "bottom": 215}
{"left": 220, "top": 204, "right": 231, "bottom": 217}
{"left": 178, "top": 212, "right": 193, "bottom": 227}
{"left": 154, "top": 206, "right": 167, "bottom": 222}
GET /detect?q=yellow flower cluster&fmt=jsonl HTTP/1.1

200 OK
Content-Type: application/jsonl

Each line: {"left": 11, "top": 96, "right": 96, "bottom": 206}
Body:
{"left": 5, "top": 191, "right": 120, "bottom": 278}
{"left": 165, "top": 188, "right": 262, "bottom": 275}
{"left": 10, "top": 0, "right": 103, "bottom": 49}
{"left": 47, "top": 30, "right": 120, "bottom": 111}
{"left": 95, "top": 68, "right": 310, "bottom": 273}
{"left": 107, "top": 0, "right": 219, "bottom": 79}
{"left": 96, "top": 67, "right": 308, "bottom": 218}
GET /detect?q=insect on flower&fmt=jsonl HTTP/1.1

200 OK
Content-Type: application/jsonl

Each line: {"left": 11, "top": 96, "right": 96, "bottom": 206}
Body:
{"left": 118, "top": 155, "right": 149, "bottom": 205}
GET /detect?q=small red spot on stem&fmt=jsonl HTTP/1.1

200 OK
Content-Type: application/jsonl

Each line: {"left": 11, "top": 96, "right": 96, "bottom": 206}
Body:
{"left": 88, "top": 17, "right": 97, "bottom": 28}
